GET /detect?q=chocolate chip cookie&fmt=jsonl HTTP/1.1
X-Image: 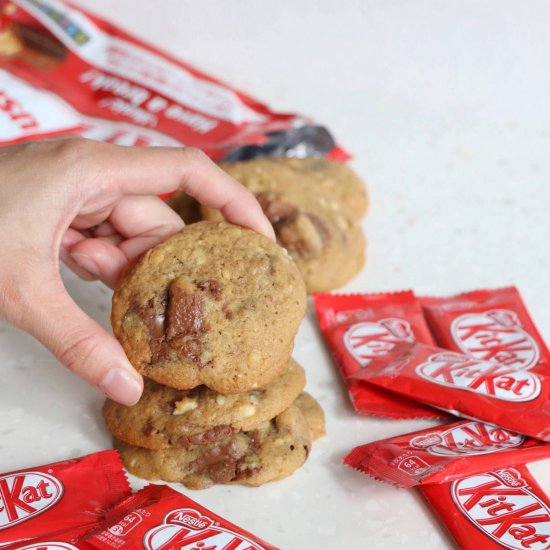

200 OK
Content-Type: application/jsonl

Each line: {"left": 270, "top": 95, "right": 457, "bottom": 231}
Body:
{"left": 103, "top": 359, "right": 306, "bottom": 449}
{"left": 202, "top": 175, "right": 365, "bottom": 293}
{"left": 219, "top": 157, "right": 368, "bottom": 220}
{"left": 116, "top": 392, "right": 324, "bottom": 489}
{"left": 111, "top": 221, "right": 306, "bottom": 394}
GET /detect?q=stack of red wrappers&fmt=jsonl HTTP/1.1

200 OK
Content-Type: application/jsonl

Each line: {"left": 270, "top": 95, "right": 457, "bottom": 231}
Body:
{"left": 0, "top": 451, "right": 279, "bottom": 549}
{"left": 315, "top": 286, "right": 550, "bottom": 550}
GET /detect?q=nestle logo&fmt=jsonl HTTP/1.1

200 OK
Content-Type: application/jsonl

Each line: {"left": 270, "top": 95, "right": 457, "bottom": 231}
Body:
{"left": 165, "top": 509, "right": 212, "bottom": 530}
{"left": 410, "top": 434, "right": 443, "bottom": 449}
{"left": 0, "top": 472, "right": 63, "bottom": 529}
{"left": 344, "top": 318, "right": 415, "bottom": 367}
{"left": 493, "top": 469, "right": 526, "bottom": 488}
{"left": 416, "top": 352, "right": 542, "bottom": 402}
{"left": 452, "top": 469, "right": 550, "bottom": 549}
{"left": 451, "top": 310, "right": 539, "bottom": 370}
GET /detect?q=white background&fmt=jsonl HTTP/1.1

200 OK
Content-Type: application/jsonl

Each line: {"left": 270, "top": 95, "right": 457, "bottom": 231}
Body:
{"left": 2, "top": 1, "right": 550, "bottom": 548}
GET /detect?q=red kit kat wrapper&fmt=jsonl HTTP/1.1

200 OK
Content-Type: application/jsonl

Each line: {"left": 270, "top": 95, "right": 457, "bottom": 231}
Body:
{"left": 350, "top": 342, "right": 550, "bottom": 442}
{"left": 0, "top": 0, "right": 345, "bottom": 160}
{"left": 344, "top": 419, "right": 550, "bottom": 488}
{"left": 421, "top": 287, "right": 550, "bottom": 373}
{"left": 314, "top": 291, "right": 445, "bottom": 418}
{"left": 2, "top": 484, "right": 279, "bottom": 549}
{"left": 421, "top": 465, "right": 550, "bottom": 549}
{"left": 81, "top": 483, "right": 280, "bottom": 550}
{"left": 0, "top": 450, "right": 130, "bottom": 548}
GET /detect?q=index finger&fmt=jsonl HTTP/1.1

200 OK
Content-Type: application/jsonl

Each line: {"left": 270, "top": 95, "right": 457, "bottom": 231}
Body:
{"left": 78, "top": 141, "right": 275, "bottom": 240}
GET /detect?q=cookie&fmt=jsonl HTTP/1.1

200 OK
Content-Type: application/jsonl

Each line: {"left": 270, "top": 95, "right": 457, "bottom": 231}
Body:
{"left": 219, "top": 157, "right": 368, "bottom": 219}
{"left": 103, "top": 359, "right": 306, "bottom": 449}
{"left": 294, "top": 392, "right": 326, "bottom": 441}
{"left": 116, "top": 394, "right": 317, "bottom": 489}
{"left": 202, "top": 176, "right": 365, "bottom": 293}
{"left": 112, "top": 221, "right": 306, "bottom": 394}
{"left": 165, "top": 192, "right": 201, "bottom": 224}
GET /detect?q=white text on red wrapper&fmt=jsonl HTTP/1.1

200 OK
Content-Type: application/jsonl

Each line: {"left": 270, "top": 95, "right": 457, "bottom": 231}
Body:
{"left": 93, "top": 507, "right": 267, "bottom": 550}
{"left": 410, "top": 421, "right": 525, "bottom": 457}
{"left": 416, "top": 353, "right": 542, "bottom": 402}
{"left": 344, "top": 319, "right": 415, "bottom": 367}
{"left": 451, "top": 310, "right": 540, "bottom": 369}
{"left": 452, "top": 470, "right": 550, "bottom": 549}
{"left": 0, "top": 472, "right": 63, "bottom": 529}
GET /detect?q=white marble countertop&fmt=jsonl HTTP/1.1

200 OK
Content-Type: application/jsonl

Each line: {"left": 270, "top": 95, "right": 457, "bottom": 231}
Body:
{"left": 2, "top": 1, "right": 550, "bottom": 548}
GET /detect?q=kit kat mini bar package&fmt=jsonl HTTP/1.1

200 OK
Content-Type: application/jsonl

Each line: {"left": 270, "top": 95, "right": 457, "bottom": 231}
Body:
{"left": 421, "top": 464, "right": 550, "bottom": 550}
{"left": 344, "top": 419, "right": 550, "bottom": 488}
{"left": 314, "top": 291, "right": 446, "bottom": 419}
{"left": 350, "top": 342, "right": 550, "bottom": 442}
{"left": 4, "top": 484, "right": 280, "bottom": 550}
{"left": 0, "top": 450, "right": 131, "bottom": 548}
{"left": 421, "top": 287, "right": 549, "bottom": 373}
{"left": 0, "top": 0, "right": 345, "bottom": 160}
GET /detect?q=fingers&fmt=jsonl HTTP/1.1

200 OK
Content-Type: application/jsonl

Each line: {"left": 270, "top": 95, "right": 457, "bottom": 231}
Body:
{"left": 107, "top": 195, "right": 185, "bottom": 242}
{"left": 67, "top": 195, "right": 185, "bottom": 287}
{"left": 69, "top": 239, "right": 128, "bottom": 288}
{"left": 11, "top": 274, "right": 143, "bottom": 405}
{"left": 74, "top": 141, "right": 275, "bottom": 240}
{"left": 0, "top": 139, "right": 278, "bottom": 409}
{"left": 60, "top": 228, "right": 98, "bottom": 281}
{"left": 169, "top": 153, "right": 275, "bottom": 240}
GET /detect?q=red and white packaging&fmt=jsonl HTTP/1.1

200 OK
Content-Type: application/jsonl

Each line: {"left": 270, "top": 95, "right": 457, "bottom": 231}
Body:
{"left": 421, "top": 465, "right": 550, "bottom": 549}
{"left": 0, "top": 450, "right": 131, "bottom": 548}
{"left": 80, "top": 483, "right": 279, "bottom": 550}
{"left": 421, "top": 287, "right": 550, "bottom": 373}
{"left": 350, "top": 342, "right": 550, "bottom": 442}
{"left": 343, "top": 419, "right": 550, "bottom": 488}
{"left": 0, "top": 0, "right": 346, "bottom": 160}
{"left": 314, "top": 291, "right": 445, "bottom": 418}
{"left": 1, "top": 525, "right": 95, "bottom": 549}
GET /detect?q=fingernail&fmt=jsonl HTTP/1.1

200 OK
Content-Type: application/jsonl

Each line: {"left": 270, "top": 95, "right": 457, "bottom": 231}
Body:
{"left": 262, "top": 219, "right": 276, "bottom": 242}
{"left": 98, "top": 368, "right": 143, "bottom": 406}
{"left": 71, "top": 253, "right": 100, "bottom": 278}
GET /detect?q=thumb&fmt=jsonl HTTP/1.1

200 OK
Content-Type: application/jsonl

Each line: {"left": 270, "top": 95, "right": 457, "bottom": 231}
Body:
{"left": 15, "top": 275, "right": 143, "bottom": 406}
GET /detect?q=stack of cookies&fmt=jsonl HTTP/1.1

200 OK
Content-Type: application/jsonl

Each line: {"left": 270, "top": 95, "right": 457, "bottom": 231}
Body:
{"left": 105, "top": 221, "right": 325, "bottom": 489}
{"left": 168, "top": 156, "right": 368, "bottom": 293}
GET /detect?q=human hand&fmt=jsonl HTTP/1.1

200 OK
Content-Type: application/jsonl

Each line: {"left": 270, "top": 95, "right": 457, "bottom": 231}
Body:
{"left": 0, "top": 138, "right": 274, "bottom": 406}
